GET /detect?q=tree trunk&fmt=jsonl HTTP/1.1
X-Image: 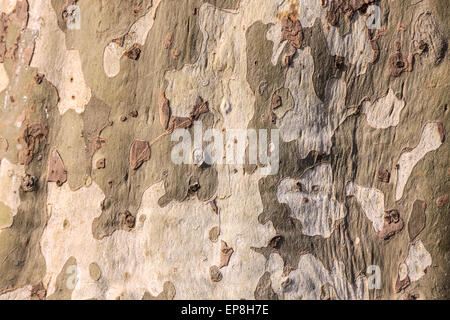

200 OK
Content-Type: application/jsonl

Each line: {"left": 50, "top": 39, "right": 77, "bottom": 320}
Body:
{"left": 0, "top": 0, "right": 448, "bottom": 300}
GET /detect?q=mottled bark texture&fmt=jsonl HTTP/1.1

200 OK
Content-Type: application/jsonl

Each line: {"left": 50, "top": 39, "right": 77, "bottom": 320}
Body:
{"left": 0, "top": 0, "right": 448, "bottom": 300}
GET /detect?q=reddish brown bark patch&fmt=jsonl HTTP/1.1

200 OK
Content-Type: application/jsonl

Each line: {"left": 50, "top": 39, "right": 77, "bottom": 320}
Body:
{"left": 388, "top": 41, "right": 411, "bottom": 77}
{"left": 163, "top": 32, "right": 174, "bottom": 49}
{"left": 436, "top": 194, "right": 448, "bottom": 207}
{"left": 281, "top": 14, "right": 303, "bottom": 49}
{"left": 120, "top": 210, "right": 136, "bottom": 231}
{"left": 21, "top": 174, "right": 37, "bottom": 192}
{"left": 219, "top": 241, "right": 234, "bottom": 269}
{"left": 171, "top": 49, "right": 180, "bottom": 60}
{"left": 167, "top": 116, "right": 192, "bottom": 133}
{"left": 93, "top": 136, "right": 107, "bottom": 152}
{"left": 0, "top": 0, "right": 30, "bottom": 63}
{"left": 394, "top": 275, "right": 410, "bottom": 293}
{"left": 268, "top": 235, "right": 283, "bottom": 249}
{"left": 129, "top": 140, "right": 151, "bottom": 170}
{"left": 326, "top": 0, "right": 376, "bottom": 26}
{"left": 31, "top": 282, "right": 47, "bottom": 300}
{"left": 377, "top": 168, "right": 390, "bottom": 183}
{"left": 18, "top": 122, "right": 48, "bottom": 166}
{"left": 158, "top": 91, "right": 171, "bottom": 130}
{"left": 124, "top": 43, "right": 142, "bottom": 60}
{"left": 96, "top": 158, "right": 106, "bottom": 169}
{"left": 190, "top": 96, "right": 209, "bottom": 120}
{"left": 378, "top": 210, "right": 404, "bottom": 240}
{"left": 271, "top": 93, "right": 282, "bottom": 110}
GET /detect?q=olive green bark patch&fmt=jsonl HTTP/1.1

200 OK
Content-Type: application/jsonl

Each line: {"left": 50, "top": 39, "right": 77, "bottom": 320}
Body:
{"left": 81, "top": 95, "right": 111, "bottom": 164}
{"left": 142, "top": 281, "right": 176, "bottom": 300}
{"left": 408, "top": 200, "right": 427, "bottom": 241}
{"left": 303, "top": 21, "right": 343, "bottom": 102}
{"left": 254, "top": 272, "right": 278, "bottom": 300}
{"left": 208, "top": 226, "right": 220, "bottom": 242}
{"left": 89, "top": 262, "right": 102, "bottom": 281}
{"left": 47, "top": 257, "right": 78, "bottom": 300}
{"left": 206, "top": 0, "right": 240, "bottom": 9}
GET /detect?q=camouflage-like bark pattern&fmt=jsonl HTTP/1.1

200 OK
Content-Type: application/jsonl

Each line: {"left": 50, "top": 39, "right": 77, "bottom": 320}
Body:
{"left": 0, "top": 0, "right": 448, "bottom": 300}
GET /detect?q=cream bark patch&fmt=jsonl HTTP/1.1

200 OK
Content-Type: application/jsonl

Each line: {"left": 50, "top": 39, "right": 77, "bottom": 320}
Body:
{"left": 41, "top": 175, "right": 275, "bottom": 299}
{"left": 405, "top": 240, "right": 431, "bottom": 282}
{"left": 0, "top": 0, "right": 16, "bottom": 15}
{"left": 346, "top": 182, "right": 385, "bottom": 233}
{"left": 0, "top": 158, "right": 25, "bottom": 229}
{"left": 0, "top": 63, "right": 9, "bottom": 93}
{"left": 0, "top": 201, "right": 13, "bottom": 229}
{"left": 277, "top": 164, "right": 345, "bottom": 238}
{"left": 29, "top": 0, "right": 91, "bottom": 114}
{"left": 41, "top": 182, "right": 105, "bottom": 299}
{"left": 266, "top": 253, "right": 368, "bottom": 300}
{"left": 0, "top": 285, "right": 31, "bottom": 300}
{"left": 361, "top": 89, "right": 406, "bottom": 129}
{"left": 395, "top": 122, "right": 443, "bottom": 200}
{"left": 210, "top": 168, "right": 276, "bottom": 298}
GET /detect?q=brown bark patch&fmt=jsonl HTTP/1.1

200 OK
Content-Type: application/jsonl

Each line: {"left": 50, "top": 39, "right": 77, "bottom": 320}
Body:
{"left": 129, "top": 140, "right": 151, "bottom": 170}
{"left": 31, "top": 282, "right": 46, "bottom": 300}
{"left": 21, "top": 174, "right": 37, "bottom": 192}
{"left": 189, "top": 96, "right": 209, "bottom": 120}
{"left": 377, "top": 168, "right": 390, "bottom": 183}
{"left": 219, "top": 241, "right": 234, "bottom": 269}
{"left": 378, "top": 210, "right": 404, "bottom": 240}
{"left": 124, "top": 43, "right": 142, "bottom": 60}
{"left": 163, "top": 32, "right": 174, "bottom": 49}
{"left": 158, "top": 91, "right": 171, "bottom": 130}
{"left": 18, "top": 122, "right": 48, "bottom": 166}
{"left": 209, "top": 265, "right": 223, "bottom": 282}
{"left": 435, "top": 194, "right": 448, "bottom": 207}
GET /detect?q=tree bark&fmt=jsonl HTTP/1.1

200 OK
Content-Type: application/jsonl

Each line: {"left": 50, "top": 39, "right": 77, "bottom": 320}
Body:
{"left": 0, "top": 0, "right": 448, "bottom": 300}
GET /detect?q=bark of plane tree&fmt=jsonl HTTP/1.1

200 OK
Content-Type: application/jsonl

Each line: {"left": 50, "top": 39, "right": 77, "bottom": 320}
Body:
{"left": 0, "top": 0, "right": 448, "bottom": 300}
